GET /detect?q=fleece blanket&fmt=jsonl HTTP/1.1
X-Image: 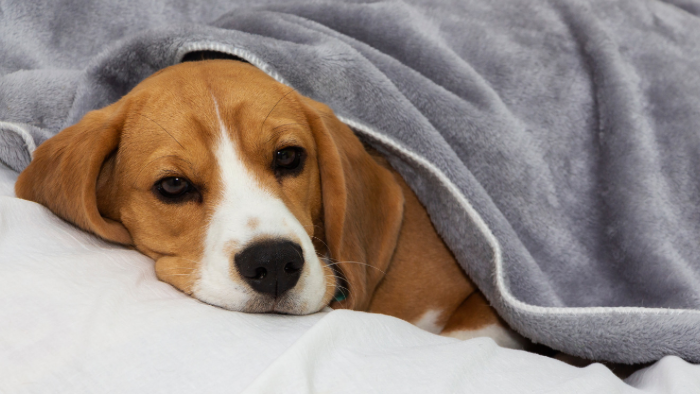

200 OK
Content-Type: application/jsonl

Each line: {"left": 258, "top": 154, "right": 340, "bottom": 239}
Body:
{"left": 2, "top": 0, "right": 700, "bottom": 364}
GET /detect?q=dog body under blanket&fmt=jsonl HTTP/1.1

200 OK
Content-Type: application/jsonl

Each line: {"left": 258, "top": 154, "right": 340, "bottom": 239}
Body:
{"left": 15, "top": 60, "right": 524, "bottom": 348}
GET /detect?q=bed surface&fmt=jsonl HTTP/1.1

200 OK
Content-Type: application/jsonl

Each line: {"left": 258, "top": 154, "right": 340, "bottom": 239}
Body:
{"left": 1, "top": 162, "right": 699, "bottom": 393}
{"left": 4, "top": 0, "right": 700, "bottom": 362}
{"left": 3, "top": 0, "right": 700, "bottom": 389}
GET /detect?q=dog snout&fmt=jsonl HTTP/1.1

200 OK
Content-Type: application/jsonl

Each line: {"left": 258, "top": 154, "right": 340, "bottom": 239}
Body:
{"left": 234, "top": 239, "right": 304, "bottom": 297}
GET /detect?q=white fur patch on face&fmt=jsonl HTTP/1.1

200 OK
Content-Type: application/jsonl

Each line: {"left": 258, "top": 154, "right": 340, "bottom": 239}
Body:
{"left": 441, "top": 324, "right": 527, "bottom": 349}
{"left": 412, "top": 309, "right": 446, "bottom": 334}
{"left": 191, "top": 97, "right": 328, "bottom": 314}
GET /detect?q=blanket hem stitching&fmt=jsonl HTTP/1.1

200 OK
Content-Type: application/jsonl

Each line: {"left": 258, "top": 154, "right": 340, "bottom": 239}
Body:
{"left": 0, "top": 121, "right": 36, "bottom": 156}
{"left": 172, "top": 40, "right": 700, "bottom": 318}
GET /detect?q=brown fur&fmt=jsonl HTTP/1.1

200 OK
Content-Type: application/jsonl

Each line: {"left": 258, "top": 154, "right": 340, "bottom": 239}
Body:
{"left": 15, "top": 60, "right": 510, "bottom": 336}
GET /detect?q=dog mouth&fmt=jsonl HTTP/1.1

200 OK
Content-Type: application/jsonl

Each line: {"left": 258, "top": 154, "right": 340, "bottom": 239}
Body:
{"left": 239, "top": 258, "right": 342, "bottom": 314}
{"left": 194, "top": 292, "right": 303, "bottom": 314}
{"left": 189, "top": 245, "right": 340, "bottom": 314}
{"left": 242, "top": 293, "right": 304, "bottom": 314}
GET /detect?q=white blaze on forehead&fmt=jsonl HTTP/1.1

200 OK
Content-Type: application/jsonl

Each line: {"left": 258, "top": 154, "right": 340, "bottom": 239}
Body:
{"left": 192, "top": 96, "right": 328, "bottom": 313}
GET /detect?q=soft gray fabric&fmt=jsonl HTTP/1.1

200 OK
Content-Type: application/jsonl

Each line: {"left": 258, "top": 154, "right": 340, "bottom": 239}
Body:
{"left": 2, "top": 0, "right": 700, "bottom": 363}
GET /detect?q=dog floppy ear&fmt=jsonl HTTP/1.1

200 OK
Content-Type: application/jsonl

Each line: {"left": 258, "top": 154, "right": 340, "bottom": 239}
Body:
{"left": 15, "top": 102, "right": 133, "bottom": 245}
{"left": 302, "top": 98, "right": 404, "bottom": 311}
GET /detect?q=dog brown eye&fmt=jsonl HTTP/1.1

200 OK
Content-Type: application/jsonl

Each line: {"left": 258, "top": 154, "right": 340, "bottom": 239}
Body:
{"left": 153, "top": 177, "right": 200, "bottom": 204}
{"left": 276, "top": 148, "right": 301, "bottom": 169}
{"left": 160, "top": 177, "right": 188, "bottom": 195}
{"left": 274, "top": 147, "right": 305, "bottom": 178}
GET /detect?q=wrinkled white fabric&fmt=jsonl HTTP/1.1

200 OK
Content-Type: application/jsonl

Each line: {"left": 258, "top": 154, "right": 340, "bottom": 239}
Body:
{"left": 1, "top": 163, "right": 698, "bottom": 393}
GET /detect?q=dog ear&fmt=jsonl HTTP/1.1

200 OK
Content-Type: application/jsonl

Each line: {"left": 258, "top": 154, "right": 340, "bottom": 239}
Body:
{"left": 302, "top": 98, "right": 404, "bottom": 311}
{"left": 15, "top": 102, "right": 133, "bottom": 245}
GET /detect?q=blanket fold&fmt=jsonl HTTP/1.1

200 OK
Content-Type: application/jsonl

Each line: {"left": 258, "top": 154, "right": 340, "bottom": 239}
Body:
{"left": 2, "top": 0, "right": 700, "bottom": 363}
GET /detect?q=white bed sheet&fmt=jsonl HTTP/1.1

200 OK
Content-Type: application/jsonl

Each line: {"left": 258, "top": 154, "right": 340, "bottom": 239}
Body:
{"left": 1, "top": 162, "right": 699, "bottom": 394}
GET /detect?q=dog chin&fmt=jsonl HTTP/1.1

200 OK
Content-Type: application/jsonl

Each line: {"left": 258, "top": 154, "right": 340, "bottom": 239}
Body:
{"left": 241, "top": 295, "right": 308, "bottom": 314}
{"left": 192, "top": 285, "right": 329, "bottom": 315}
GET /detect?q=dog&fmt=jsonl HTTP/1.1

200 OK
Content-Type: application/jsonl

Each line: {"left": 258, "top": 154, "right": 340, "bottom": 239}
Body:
{"left": 15, "top": 59, "right": 524, "bottom": 348}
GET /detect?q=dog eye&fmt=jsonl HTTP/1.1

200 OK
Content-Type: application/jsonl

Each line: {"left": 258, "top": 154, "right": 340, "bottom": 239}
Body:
{"left": 276, "top": 148, "right": 301, "bottom": 169}
{"left": 153, "top": 177, "right": 200, "bottom": 203}
{"left": 160, "top": 177, "right": 188, "bottom": 195}
{"left": 274, "top": 147, "right": 305, "bottom": 177}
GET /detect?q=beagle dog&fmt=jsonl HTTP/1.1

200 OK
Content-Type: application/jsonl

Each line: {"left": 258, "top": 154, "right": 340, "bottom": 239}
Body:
{"left": 15, "top": 59, "right": 524, "bottom": 348}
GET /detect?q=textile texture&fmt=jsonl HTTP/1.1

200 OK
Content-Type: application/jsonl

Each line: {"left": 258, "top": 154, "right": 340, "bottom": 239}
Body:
{"left": 1, "top": 0, "right": 700, "bottom": 363}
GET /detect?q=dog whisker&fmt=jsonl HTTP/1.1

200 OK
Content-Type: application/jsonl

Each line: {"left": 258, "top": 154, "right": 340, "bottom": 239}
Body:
{"left": 136, "top": 112, "right": 185, "bottom": 149}
{"left": 158, "top": 267, "right": 197, "bottom": 272}
{"left": 260, "top": 88, "right": 297, "bottom": 133}
{"left": 160, "top": 273, "right": 197, "bottom": 277}
{"left": 310, "top": 236, "right": 331, "bottom": 252}
{"left": 324, "top": 261, "right": 386, "bottom": 275}
{"left": 163, "top": 256, "right": 201, "bottom": 265}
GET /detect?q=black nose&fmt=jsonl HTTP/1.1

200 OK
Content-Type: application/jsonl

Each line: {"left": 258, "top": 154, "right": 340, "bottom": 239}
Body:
{"left": 234, "top": 240, "right": 304, "bottom": 298}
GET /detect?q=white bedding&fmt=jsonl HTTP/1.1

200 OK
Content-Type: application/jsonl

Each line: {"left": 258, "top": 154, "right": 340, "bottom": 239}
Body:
{"left": 1, "top": 162, "right": 699, "bottom": 394}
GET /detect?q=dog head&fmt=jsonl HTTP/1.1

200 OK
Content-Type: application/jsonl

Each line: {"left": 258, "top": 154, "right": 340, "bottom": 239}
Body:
{"left": 15, "top": 60, "right": 404, "bottom": 314}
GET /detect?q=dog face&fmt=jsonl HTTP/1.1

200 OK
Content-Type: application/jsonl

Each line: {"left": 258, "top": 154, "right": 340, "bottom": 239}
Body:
{"left": 16, "top": 60, "right": 404, "bottom": 314}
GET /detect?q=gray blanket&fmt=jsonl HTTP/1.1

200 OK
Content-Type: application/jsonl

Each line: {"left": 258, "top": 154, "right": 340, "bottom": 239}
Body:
{"left": 2, "top": 0, "right": 700, "bottom": 364}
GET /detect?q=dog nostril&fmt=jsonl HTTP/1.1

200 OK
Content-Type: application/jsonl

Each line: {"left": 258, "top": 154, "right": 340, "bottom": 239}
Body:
{"left": 234, "top": 240, "right": 305, "bottom": 298}
{"left": 252, "top": 267, "right": 267, "bottom": 280}
{"left": 284, "top": 262, "right": 300, "bottom": 274}
{"left": 241, "top": 267, "right": 267, "bottom": 280}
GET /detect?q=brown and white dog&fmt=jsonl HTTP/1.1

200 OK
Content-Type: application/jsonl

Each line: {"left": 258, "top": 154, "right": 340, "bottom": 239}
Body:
{"left": 15, "top": 59, "right": 524, "bottom": 348}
